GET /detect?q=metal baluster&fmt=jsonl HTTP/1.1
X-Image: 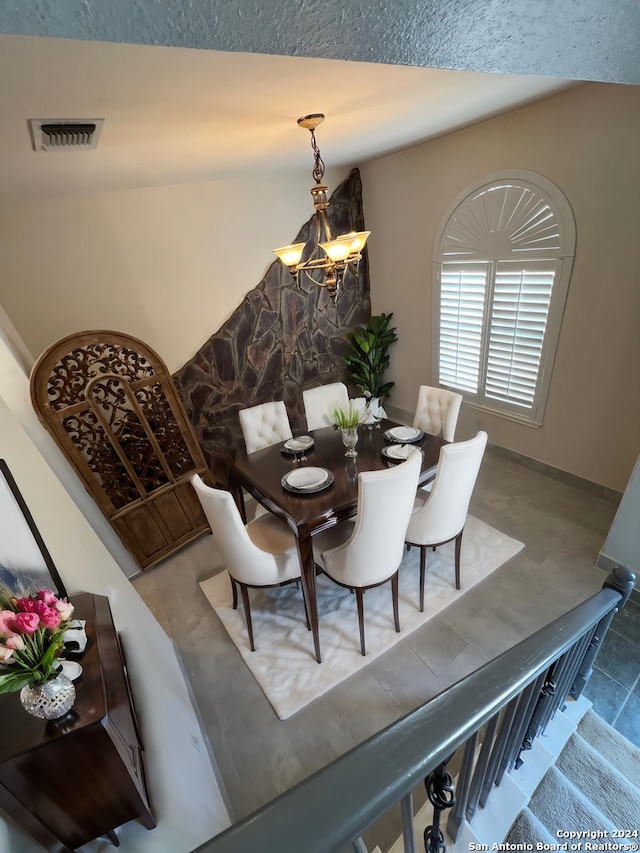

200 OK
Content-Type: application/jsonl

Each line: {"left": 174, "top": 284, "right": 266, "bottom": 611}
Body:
{"left": 572, "top": 566, "right": 635, "bottom": 698}
{"left": 446, "top": 733, "right": 478, "bottom": 842}
{"left": 570, "top": 612, "right": 615, "bottom": 698}
{"left": 479, "top": 696, "right": 520, "bottom": 808}
{"left": 400, "top": 792, "right": 417, "bottom": 853}
{"left": 512, "top": 672, "right": 547, "bottom": 771}
{"left": 526, "top": 667, "right": 556, "bottom": 741}
{"left": 515, "top": 667, "right": 556, "bottom": 768}
{"left": 424, "top": 759, "right": 455, "bottom": 853}
{"left": 352, "top": 836, "right": 369, "bottom": 853}
{"left": 465, "top": 714, "right": 499, "bottom": 821}
{"left": 538, "top": 651, "right": 574, "bottom": 732}
{"left": 496, "top": 674, "right": 545, "bottom": 783}
{"left": 553, "top": 633, "right": 592, "bottom": 715}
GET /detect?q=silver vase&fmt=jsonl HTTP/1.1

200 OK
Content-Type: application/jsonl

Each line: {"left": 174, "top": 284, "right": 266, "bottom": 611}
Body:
{"left": 20, "top": 674, "right": 76, "bottom": 720}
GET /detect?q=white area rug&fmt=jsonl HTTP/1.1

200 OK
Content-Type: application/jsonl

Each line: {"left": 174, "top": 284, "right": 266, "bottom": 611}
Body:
{"left": 200, "top": 515, "right": 524, "bottom": 719}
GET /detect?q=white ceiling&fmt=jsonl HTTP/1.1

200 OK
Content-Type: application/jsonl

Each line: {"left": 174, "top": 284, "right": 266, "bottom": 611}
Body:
{"left": 0, "top": 34, "right": 577, "bottom": 201}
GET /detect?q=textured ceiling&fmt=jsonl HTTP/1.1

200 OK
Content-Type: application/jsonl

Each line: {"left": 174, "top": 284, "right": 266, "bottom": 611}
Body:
{"left": 0, "top": 0, "right": 637, "bottom": 200}
{"left": 1, "top": 0, "right": 639, "bottom": 84}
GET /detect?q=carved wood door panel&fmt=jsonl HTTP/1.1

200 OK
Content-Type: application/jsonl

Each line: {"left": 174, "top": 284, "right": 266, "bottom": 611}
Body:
{"left": 30, "top": 331, "right": 210, "bottom": 570}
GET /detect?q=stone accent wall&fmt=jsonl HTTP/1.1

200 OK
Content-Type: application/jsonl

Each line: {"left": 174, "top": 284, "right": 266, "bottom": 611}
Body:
{"left": 172, "top": 168, "right": 371, "bottom": 481}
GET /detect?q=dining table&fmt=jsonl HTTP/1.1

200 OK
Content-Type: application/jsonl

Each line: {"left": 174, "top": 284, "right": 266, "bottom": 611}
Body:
{"left": 225, "top": 418, "right": 448, "bottom": 663}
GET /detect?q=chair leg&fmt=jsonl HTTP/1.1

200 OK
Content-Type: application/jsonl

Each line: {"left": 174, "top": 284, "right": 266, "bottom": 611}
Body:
{"left": 355, "top": 588, "right": 366, "bottom": 656}
{"left": 238, "top": 583, "right": 256, "bottom": 651}
{"left": 455, "top": 530, "right": 463, "bottom": 590}
{"left": 301, "top": 583, "right": 311, "bottom": 631}
{"left": 391, "top": 571, "right": 400, "bottom": 633}
{"left": 419, "top": 545, "right": 427, "bottom": 612}
{"left": 230, "top": 576, "right": 238, "bottom": 610}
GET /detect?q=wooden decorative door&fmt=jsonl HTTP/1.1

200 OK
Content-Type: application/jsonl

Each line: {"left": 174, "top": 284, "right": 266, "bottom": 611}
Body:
{"left": 30, "top": 330, "right": 210, "bottom": 570}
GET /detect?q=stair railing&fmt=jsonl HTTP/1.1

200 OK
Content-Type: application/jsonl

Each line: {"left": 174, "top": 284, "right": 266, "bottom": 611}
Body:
{"left": 193, "top": 565, "right": 636, "bottom": 853}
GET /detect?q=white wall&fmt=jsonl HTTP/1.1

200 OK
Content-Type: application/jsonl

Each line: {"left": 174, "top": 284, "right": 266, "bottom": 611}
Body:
{"left": 362, "top": 82, "right": 640, "bottom": 493}
{"left": 0, "top": 167, "right": 347, "bottom": 373}
{"left": 598, "top": 455, "right": 640, "bottom": 574}
{"left": 0, "top": 332, "right": 230, "bottom": 850}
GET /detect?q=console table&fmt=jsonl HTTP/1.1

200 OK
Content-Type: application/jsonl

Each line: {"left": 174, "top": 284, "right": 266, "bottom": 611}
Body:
{"left": 0, "top": 592, "right": 155, "bottom": 851}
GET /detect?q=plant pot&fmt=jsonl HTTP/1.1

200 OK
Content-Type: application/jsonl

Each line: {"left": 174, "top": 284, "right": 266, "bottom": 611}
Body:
{"left": 20, "top": 674, "right": 76, "bottom": 720}
{"left": 363, "top": 396, "right": 384, "bottom": 427}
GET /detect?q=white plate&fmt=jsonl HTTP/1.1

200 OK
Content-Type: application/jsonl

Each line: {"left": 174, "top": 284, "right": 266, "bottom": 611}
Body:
{"left": 284, "top": 467, "right": 328, "bottom": 490}
{"left": 282, "top": 467, "right": 334, "bottom": 493}
{"left": 382, "top": 444, "right": 417, "bottom": 461}
{"left": 283, "top": 436, "right": 315, "bottom": 453}
{"left": 58, "top": 660, "right": 83, "bottom": 681}
{"left": 385, "top": 426, "right": 423, "bottom": 443}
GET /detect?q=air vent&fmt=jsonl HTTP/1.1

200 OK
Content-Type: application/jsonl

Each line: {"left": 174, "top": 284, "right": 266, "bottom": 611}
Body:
{"left": 28, "top": 119, "right": 104, "bottom": 152}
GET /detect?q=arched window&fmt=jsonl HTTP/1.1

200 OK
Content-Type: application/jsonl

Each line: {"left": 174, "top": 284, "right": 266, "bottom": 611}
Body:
{"left": 433, "top": 170, "right": 575, "bottom": 426}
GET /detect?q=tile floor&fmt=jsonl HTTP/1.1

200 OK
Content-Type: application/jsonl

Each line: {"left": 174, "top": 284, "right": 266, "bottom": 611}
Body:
{"left": 132, "top": 446, "right": 631, "bottom": 851}
{"left": 583, "top": 593, "right": 640, "bottom": 746}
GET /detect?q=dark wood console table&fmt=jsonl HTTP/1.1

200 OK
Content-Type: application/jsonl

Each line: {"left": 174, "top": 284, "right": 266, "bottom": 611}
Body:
{"left": 0, "top": 592, "right": 155, "bottom": 851}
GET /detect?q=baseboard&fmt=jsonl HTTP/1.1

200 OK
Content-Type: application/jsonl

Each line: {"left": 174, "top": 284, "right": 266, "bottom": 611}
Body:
{"left": 169, "top": 637, "right": 236, "bottom": 823}
{"left": 485, "top": 444, "right": 621, "bottom": 504}
{"left": 384, "top": 404, "right": 622, "bottom": 505}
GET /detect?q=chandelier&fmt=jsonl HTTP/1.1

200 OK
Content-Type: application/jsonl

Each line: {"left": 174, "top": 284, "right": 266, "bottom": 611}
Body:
{"left": 273, "top": 114, "right": 370, "bottom": 302}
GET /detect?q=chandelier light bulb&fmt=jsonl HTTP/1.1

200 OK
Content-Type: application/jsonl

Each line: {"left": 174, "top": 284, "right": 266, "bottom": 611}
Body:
{"left": 272, "top": 113, "right": 371, "bottom": 302}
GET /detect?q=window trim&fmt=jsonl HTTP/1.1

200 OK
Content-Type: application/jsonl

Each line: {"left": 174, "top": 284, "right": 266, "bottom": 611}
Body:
{"left": 432, "top": 170, "right": 576, "bottom": 427}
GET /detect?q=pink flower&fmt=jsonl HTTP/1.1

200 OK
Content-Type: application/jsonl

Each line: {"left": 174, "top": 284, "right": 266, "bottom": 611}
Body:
{"left": 0, "top": 610, "right": 17, "bottom": 634}
{"left": 0, "top": 644, "right": 14, "bottom": 663}
{"left": 54, "top": 599, "right": 74, "bottom": 621}
{"left": 37, "top": 589, "right": 58, "bottom": 606}
{"left": 5, "top": 633, "right": 25, "bottom": 651}
{"left": 15, "top": 597, "right": 37, "bottom": 613}
{"left": 38, "top": 606, "right": 61, "bottom": 630}
{"left": 14, "top": 612, "right": 40, "bottom": 634}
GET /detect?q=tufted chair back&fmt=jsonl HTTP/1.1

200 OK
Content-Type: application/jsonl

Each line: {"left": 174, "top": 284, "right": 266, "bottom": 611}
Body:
{"left": 302, "top": 382, "right": 350, "bottom": 431}
{"left": 239, "top": 401, "right": 293, "bottom": 454}
{"left": 412, "top": 385, "right": 463, "bottom": 442}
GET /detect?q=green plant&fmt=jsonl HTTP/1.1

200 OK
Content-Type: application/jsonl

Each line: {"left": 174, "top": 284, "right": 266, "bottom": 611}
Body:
{"left": 344, "top": 313, "right": 398, "bottom": 399}
{"left": 332, "top": 404, "right": 361, "bottom": 430}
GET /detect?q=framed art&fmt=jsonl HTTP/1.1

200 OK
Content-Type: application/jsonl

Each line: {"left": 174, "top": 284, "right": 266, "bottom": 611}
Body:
{"left": 0, "top": 458, "right": 67, "bottom": 600}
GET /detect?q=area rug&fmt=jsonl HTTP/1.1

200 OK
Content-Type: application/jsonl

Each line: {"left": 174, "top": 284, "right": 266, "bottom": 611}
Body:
{"left": 199, "top": 515, "right": 524, "bottom": 719}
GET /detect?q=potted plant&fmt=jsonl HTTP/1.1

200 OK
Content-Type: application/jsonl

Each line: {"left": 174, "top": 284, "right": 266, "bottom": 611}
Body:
{"left": 343, "top": 313, "right": 398, "bottom": 422}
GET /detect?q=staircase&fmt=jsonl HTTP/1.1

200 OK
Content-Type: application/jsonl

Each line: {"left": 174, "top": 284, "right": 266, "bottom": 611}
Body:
{"left": 387, "top": 695, "right": 640, "bottom": 852}
{"left": 506, "top": 706, "right": 640, "bottom": 846}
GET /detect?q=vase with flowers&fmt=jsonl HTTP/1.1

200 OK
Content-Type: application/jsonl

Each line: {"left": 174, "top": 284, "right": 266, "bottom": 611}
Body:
{"left": 0, "top": 589, "right": 77, "bottom": 719}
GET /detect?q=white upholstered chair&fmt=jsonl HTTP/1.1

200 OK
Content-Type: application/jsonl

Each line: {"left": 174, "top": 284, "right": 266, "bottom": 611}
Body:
{"left": 302, "top": 382, "right": 350, "bottom": 432}
{"left": 413, "top": 385, "right": 463, "bottom": 442}
{"left": 191, "top": 474, "right": 305, "bottom": 651}
{"left": 405, "top": 431, "right": 488, "bottom": 611}
{"left": 239, "top": 400, "right": 293, "bottom": 454}
{"left": 312, "top": 450, "right": 422, "bottom": 656}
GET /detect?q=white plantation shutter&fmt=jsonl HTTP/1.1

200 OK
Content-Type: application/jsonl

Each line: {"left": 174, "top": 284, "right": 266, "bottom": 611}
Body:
{"left": 433, "top": 171, "right": 575, "bottom": 426}
{"left": 485, "top": 262, "right": 556, "bottom": 408}
{"left": 439, "top": 264, "right": 487, "bottom": 393}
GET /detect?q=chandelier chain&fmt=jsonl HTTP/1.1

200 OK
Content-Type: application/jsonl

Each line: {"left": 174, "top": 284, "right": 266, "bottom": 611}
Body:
{"left": 309, "top": 129, "right": 325, "bottom": 184}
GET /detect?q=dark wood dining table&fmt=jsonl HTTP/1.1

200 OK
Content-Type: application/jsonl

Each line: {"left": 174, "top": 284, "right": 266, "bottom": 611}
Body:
{"left": 225, "top": 419, "right": 447, "bottom": 663}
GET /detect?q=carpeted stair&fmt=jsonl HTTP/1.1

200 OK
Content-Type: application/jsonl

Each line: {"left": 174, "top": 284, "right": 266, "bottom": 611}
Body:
{"left": 386, "top": 700, "right": 639, "bottom": 853}
{"left": 506, "top": 709, "right": 640, "bottom": 843}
